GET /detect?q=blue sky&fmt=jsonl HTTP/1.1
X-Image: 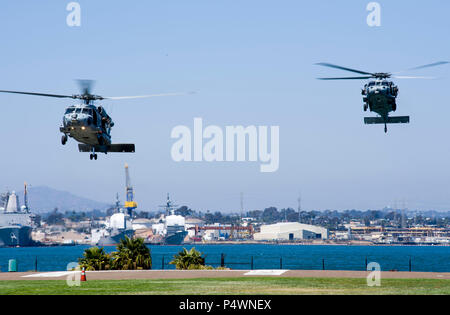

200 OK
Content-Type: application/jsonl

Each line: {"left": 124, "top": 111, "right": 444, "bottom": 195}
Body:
{"left": 0, "top": 0, "right": 449, "bottom": 212}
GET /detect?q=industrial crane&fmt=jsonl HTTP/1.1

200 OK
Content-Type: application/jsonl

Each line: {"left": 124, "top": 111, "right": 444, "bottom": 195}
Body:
{"left": 124, "top": 163, "right": 137, "bottom": 215}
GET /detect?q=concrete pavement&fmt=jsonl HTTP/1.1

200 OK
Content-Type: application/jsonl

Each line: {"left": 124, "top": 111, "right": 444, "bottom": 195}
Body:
{"left": 0, "top": 269, "right": 449, "bottom": 281}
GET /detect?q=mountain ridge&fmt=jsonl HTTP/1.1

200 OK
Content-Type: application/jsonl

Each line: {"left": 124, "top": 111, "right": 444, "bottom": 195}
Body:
{"left": 16, "top": 186, "right": 111, "bottom": 213}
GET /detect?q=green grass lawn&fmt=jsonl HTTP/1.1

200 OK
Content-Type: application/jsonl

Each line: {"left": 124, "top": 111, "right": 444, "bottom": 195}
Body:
{"left": 0, "top": 277, "right": 449, "bottom": 295}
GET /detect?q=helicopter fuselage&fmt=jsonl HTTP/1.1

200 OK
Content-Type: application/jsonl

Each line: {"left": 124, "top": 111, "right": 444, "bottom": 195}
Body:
{"left": 0, "top": 79, "right": 176, "bottom": 159}
{"left": 362, "top": 79, "right": 399, "bottom": 119}
{"left": 59, "top": 104, "right": 114, "bottom": 147}
{"left": 316, "top": 61, "right": 449, "bottom": 133}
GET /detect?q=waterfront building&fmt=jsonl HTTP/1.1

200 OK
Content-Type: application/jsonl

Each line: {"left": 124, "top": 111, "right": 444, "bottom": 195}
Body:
{"left": 253, "top": 222, "right": 328, "bottom": 241}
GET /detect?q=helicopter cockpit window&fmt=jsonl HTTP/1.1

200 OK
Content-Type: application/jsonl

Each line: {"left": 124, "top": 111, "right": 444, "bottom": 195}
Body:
{"left": 82, "top": 108, "right": 92, "bottom": 115}
{"left": 382, "top": 82, "right": 389, "bottom": 86}
{"left": 368, "top": 82, "right": 375, "bottom": 87}
{"left": 75, "top": 108, "right": 82, "bottom": 114}
{"left": 65, "top": 108, "right": 75, "bottom": 115}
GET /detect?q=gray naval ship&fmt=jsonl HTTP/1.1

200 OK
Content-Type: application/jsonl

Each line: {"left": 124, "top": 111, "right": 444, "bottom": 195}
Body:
{"left": 0, "top": 187, "right": 33, "bottom": 247}
{"left": 160, "top": 194, "right": 188, "bottom": 245}
{"left": 91, "top": 194, "right": 134, "bottom": 246}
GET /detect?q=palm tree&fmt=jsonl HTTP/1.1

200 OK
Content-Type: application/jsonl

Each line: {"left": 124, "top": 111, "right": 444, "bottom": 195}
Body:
{"left": 170, "top": 247, "right": 205, "bottom": 270}
{"left": 112, "top": 236, "right": 152, "bottom": 270}
{"left": 79, "top": 247, "right": 112, "bottom": 271}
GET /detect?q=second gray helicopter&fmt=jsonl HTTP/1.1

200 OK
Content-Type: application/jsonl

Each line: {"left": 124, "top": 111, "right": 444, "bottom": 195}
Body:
{"left": 316, "top": 62, "right": 449, "bottom": 133}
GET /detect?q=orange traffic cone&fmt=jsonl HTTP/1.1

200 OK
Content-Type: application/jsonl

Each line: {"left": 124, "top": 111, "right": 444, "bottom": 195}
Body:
{"left": 80, "top": 267, "right": 87, "bottom": 282}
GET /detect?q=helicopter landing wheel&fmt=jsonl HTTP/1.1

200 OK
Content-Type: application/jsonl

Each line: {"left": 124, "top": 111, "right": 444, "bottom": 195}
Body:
{"left": 90, "top": 154, "right": 98, "bottom": 160}
{"left": 61, "top": 135, "right": 68, "bottom": 145}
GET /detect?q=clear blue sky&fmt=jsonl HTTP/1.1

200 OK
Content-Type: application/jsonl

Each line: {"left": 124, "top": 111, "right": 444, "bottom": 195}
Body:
{"left": 0, "top": 1, "right": 449, "bottom": 212}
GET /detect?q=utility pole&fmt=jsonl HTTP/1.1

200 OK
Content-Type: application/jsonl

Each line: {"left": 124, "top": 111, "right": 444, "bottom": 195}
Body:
{"left": 297, "top": 192, "right": 302, "bottom": 223}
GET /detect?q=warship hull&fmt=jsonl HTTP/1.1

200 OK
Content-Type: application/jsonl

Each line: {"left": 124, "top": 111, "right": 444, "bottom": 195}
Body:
{"left": 163, "top": 231, "right": 188, "bottom": 245}
{"left": 96, "top": 230, "right": 135, "bottom": 246}
{"left": 0, "top": 226, "right": 33, "bottom": 247}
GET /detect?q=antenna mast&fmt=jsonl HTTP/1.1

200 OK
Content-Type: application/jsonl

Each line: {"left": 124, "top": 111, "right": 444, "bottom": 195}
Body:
{"left": 24, "top": 182, "right": 29, "bottom": 213}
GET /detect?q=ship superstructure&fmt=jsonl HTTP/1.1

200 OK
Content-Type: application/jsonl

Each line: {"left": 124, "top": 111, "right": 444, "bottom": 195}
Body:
{"left": 91, "top": 194, "right": 134, "bottom": 246}
{"left": 158, "top": 194, "right": 188, "bottom": 245}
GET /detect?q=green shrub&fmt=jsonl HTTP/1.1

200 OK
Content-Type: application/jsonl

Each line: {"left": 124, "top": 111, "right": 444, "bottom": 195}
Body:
{"left": 170, "top": 247, "right": 206, "bottom": 270}
{"left": 112, "top": 236, "right": 152, "bottom": 270}
{"left": 79, "top": 247, "right": 112, "bottom": 271}
{"left": 79, "top": 237, "right": 151, "bottom": 271}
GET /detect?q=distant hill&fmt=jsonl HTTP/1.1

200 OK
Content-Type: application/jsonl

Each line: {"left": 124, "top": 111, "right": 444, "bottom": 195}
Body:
{"left": 18, "top": 186, "right": 111, "bottom": 214}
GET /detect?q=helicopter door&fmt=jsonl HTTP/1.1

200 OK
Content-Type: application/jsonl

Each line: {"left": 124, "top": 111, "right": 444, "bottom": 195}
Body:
{"left": 92, "top": 109, "right": 98, "bottom": 126}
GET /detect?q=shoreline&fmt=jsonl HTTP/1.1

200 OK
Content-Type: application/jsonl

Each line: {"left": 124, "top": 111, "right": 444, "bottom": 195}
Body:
{"left": 1, "top": 241, "right": 450, "bottom": 249}
{"left": 184, "top": 241, "right": 450, "bottom": 247}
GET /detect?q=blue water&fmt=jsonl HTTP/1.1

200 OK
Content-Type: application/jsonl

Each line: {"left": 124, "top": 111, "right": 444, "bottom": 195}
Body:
{"left": 0, "top": 245, "right": 449, "bottom": 273}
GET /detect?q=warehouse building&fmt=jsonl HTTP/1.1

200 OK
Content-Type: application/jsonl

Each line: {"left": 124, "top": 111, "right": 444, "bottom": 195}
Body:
{"left": 253, "top": 222, "right": 328, "bottom": 241}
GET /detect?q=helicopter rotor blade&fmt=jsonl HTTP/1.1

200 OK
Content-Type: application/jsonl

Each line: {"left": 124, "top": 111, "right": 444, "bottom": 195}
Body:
{"left": 393, "top": 75, "right": 437, "bottom": 80}
{"left": 315, "top": 63, "right": 375, "bottom": 76}
{"left": 393, "top": 61, "right": 449, "bottom": 74}
{"left": 104, "top": 92, "right": 194, "bottom": 100}
{"left": 407, "top": 61, "right": 449, "bottom": 71}
{"left": 317, "top": 76, "right": 374, "bottom": 80}
{"left": 0, "top": 90, "right": 74, "bottom": 99}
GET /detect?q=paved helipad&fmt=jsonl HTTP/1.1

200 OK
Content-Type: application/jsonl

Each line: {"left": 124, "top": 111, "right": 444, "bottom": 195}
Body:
{"left": 0, "top": 270, "right": 448, "bottom": 281}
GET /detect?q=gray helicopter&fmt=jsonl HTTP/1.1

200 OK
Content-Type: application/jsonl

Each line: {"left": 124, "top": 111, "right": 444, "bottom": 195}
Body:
{"left": 0, "top": 80, "right": 185, "bottom": 160}
{"left": 316, "top": 62, "right": 449, "bottom": 133}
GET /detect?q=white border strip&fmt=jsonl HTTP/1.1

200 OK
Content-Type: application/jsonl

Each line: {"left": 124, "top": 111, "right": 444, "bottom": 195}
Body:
{"left": 244, "top": 270, "right": 288, "bottom": 276}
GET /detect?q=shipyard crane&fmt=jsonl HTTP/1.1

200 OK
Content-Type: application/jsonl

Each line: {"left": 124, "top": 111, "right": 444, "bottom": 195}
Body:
{"left": 124, "top": 163, "right": 137, "bottom": 215}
